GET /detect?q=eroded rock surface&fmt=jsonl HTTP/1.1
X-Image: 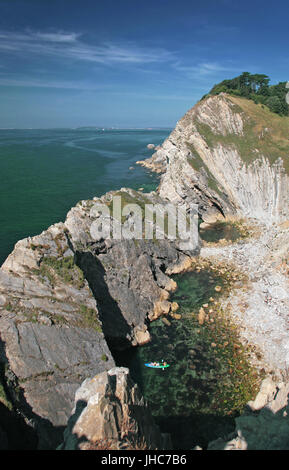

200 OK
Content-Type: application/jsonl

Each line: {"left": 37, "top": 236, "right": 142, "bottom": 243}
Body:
{"left": 140, "top": 94, "right": 289, "bottom": 224}
{"left": 0, "top": 188, "right": 198, "bottom": 448}
{"left": 65, "top": 188, "right": 197, "bottom": 347}
{"left": 60, "top": 367, "right": 172, "bottom": 450}
{"left": 0, "top": 223, "right": 115, "bottom": 448}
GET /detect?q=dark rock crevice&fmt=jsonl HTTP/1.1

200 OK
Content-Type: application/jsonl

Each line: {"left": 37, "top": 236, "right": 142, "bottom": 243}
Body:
{"left": 75, "top": 250, "right": 132, "bottom": 350}
{"left": 0, "top": 338, "right": 52, "bottom": 449}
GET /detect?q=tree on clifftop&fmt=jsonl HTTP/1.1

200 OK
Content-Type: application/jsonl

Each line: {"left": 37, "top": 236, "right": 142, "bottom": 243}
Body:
{"left": 209, "top": 73, "right": 288, "bottom": 116}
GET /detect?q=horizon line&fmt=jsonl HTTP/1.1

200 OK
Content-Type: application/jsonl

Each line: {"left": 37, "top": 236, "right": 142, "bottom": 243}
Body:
{"left": 0, "top": 126, "right": 174, "bottom": 131}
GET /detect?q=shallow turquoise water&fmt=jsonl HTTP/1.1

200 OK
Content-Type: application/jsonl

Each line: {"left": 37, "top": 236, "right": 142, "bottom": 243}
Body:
{"left": 117, "top": 270, "right": 235, "bottom": 449}
{"left": 0, "top": 128, "right": 170, "bottom": 265}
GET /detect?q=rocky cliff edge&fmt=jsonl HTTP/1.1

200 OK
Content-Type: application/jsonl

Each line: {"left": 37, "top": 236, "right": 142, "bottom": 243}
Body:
{"left": 139, "top": 94, "right": 289, "bottom": 224}
{"left": 0, "top": 187, "right": 198, "bottom": 448}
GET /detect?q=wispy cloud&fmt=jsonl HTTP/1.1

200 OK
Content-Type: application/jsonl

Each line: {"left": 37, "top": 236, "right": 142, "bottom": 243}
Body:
{"left": 33, "top": 32, "right": 81, "bottom": 43}
{"left": 0, "top": 77, "right": 98, "bottom": 90}
{"left": 0, "top": 30, "right": 174, "bottom": 65}
{"left": 0, "top": 29, "right": 249, "bottom": 92}
{"left": 173, "top": 61, "right": 246, "bottom": 78}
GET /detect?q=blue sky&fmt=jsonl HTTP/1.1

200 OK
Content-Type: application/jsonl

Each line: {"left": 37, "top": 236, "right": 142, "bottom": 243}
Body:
{"left": 0, "top": 0, "right": 288, "bottom": 128}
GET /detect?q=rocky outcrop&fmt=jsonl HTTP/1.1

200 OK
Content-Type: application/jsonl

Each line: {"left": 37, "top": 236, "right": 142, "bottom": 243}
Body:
{"left": 207, "top": 377, "right": 289, "bottom": 450}
{"left": 136, "top": 93, "right": 289, "bottom": 380}
{"left": 136, "top": 148, "right": 166, "bottom": 174}
{"left": 0, "top": 223, "right": 115, "bottom": 448}
{"left": 60, "top": 367, "right": 172, "bottom": 450}
{"left": 64, "top": 188, "right": 196, "bottom": 348}
{"left": 136, "top": 92, "right": 289, "bottom": 451}
{"left": 141, "top": 94, "right": 289, "bottom": 224}
{"left": 136, "top": 93, "right": 289, "bottom": 384}
{"left": 0, "top": 187, "right": 198, "bottom": 448}
{"left": 200, "top": 221, "right": 289, "bottom": 374}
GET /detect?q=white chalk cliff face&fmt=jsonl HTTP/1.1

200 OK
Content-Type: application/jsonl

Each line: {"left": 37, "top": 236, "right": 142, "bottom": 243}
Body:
{"left": 152, "top": 94, "right": 289, "bottom": 224}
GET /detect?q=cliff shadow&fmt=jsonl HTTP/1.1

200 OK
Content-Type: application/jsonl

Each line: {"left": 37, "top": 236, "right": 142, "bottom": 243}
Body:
{"left": 0, "top": 337, "right": 65, "bottom": 450}
{"left": 75, "top": 250, "right": 132, "bottom": 350}
{"left": 155, "top": 412, "right": 235, "bottom": 450}
{"left": 58, "top": 399, "right": 89, "bottom": 450}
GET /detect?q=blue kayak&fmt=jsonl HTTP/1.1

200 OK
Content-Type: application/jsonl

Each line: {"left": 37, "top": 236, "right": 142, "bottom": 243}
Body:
{"left": 145, "top": 363, "right": 170, "bottom": 369}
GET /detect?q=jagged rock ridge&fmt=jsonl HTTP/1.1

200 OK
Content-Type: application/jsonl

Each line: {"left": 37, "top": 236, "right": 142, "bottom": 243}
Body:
{"left": 0, "top": 188, "right": 198, "bottom": 448}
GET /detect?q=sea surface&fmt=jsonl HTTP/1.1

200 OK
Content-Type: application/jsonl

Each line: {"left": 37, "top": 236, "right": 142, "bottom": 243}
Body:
{"left": 0, "top": 128, "right": 171, "bottom": 265}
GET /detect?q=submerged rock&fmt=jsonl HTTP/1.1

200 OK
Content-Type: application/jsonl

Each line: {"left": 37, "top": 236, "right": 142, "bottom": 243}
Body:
{"left": 247, "top": 376, "right": 278, "bottom": 411}
{"left": 214, "top": 285, "right": 222, "bottom": 292}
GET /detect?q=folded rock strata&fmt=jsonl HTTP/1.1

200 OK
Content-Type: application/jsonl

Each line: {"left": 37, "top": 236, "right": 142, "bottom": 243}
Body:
{"left": 140, "top": 94, "right": 289, "bottom": 224}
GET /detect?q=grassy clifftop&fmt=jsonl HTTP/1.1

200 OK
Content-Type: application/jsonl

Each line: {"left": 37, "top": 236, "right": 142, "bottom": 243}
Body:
{"left": 195, "top": 94, "right": 289, "bottom": 174}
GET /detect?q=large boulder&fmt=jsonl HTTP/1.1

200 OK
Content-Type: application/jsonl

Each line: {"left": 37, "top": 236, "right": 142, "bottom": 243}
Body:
{"left": 60, "top": 367, "right": 172, "bottom": 450}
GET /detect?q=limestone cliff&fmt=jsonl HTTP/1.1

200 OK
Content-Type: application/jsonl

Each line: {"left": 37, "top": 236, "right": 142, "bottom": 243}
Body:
{"left": 0, "top": 222, "right": 115, "bottom": 448}
{"left": 0, "top": 187, "right": 198, "bottom": 448}
{"left": 142, "top": 94, "right": 289, "bottom": 224}
{"left": 1, "top": 92, "right": 288, "bottom": 450}
{"left": 143, "top": 93, "right": 289, "bottom": 377}
{"left": 139, "top": 92, "right": 289, "bottom": 446}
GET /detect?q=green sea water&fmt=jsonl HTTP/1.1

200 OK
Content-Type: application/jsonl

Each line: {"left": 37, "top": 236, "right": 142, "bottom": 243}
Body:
{"left": 117, "top": 269, "right": 237, "bottom": 449}
{"left": 0, "top": 128, "right": 170, "bottom": 265}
